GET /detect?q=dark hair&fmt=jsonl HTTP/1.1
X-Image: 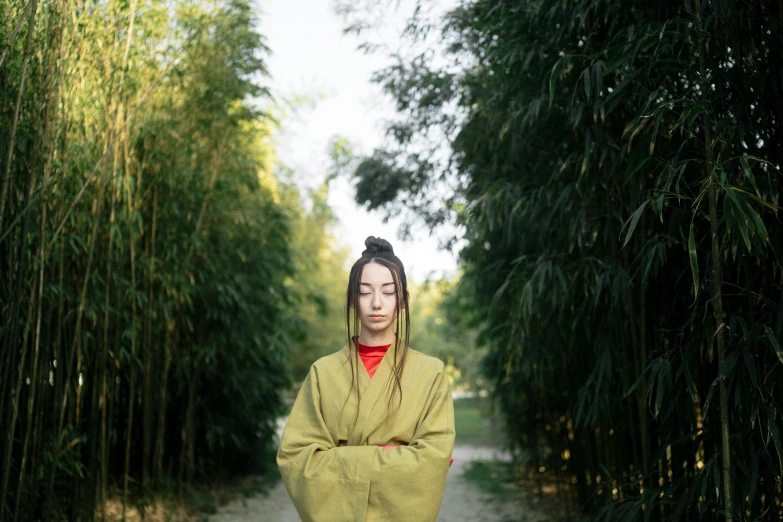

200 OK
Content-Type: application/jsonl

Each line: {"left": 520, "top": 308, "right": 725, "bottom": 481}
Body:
{"left": 344, "top": 236, "right": 410, "bottom": 427}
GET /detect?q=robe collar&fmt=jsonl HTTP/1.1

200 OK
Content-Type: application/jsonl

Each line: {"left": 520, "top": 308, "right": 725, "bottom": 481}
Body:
{"left": 340, "top": 338, "right": 401, "bottom": 446}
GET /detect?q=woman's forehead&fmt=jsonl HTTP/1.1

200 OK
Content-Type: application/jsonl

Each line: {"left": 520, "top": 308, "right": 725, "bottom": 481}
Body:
{"left": 360, "top": 262, "right": 394, "bottom": 284}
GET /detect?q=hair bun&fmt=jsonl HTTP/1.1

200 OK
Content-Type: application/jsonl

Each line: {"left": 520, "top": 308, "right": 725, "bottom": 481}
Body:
{"left": 362, "top": 236, "right": 394, "bottom": 256}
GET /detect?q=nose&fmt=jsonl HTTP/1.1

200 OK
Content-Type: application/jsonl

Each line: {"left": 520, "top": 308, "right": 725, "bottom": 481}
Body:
{"left": 371, "top": 292, "right": 382, "bottom": 309}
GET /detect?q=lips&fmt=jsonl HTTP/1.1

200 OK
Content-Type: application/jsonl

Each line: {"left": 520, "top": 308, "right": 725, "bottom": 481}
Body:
{"left": 368, "top": 315, "right": 385, "bottom": 320}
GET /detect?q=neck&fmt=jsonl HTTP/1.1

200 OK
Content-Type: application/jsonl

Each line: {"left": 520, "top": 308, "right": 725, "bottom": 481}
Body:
{"left": 357, "top": 328, "right": 395, "bottom": 347}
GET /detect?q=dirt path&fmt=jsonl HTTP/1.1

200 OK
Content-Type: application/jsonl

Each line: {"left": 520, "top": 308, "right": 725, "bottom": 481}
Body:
{"left": 210, "top": 444, "right": 548, "bottom": 522}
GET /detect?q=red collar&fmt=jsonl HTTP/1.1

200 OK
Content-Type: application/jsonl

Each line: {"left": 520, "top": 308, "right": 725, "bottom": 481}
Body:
{"left": 357, "top": 342, "right": 391, "bottom": 355}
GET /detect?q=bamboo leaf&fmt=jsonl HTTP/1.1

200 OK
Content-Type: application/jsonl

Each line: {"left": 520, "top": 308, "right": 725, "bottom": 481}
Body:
{"left": 625, "top": 156, "right": 652, "bottom": 183}
{"left": 742, "top": 349, "right": 757, "bottom": 387}
{"left": 654, "top": 362, "right": 666, "bottom": 417}
{"left": 746, "top": 449, "right": 759, "bottom": 507}
{"left": 621, "top": 200, "right": 648, "bottom": 248}
{"left": 719, "top": 350, "right": 740, "bottom": 379}
{"left": 727, "top": 186, "right": 777, "bottom": 210}
{"left": 712, "top": 457, "right": 721, "bottom": 500}
{"left": 744, "top": 203, "right": 769, "bottom": 244}
{"left": 683, "top": 366, "right": 698, "bottom": 402}
{"left": 594, "top": 61, "right": 603, "bottom": 100}
{"left": 739, "top": 156, "right": 760, "bottom": 196}
{"left": 764, "top": 326, "right": 783, "bottom": 364}
{"left": 688, "top": 222, "right": 699, "bottom": 297}
{"left": 548, "top": 56, "right": 568, "bottom": 107}
{"left": 583, "top": 66, "right": 591, "bottom": 101}
{"left": 649, "top": 112, "right": 661, "bottom": 155}
{"left": 703, "top": 379, "right": 718, "bottom": 420}
{"left": 768, "top": 404, "right": 783, "bottom": 476}
{"left": 624, "top": 360, "right": 655, "bottom": 398}
{"left": 725, "top": 189, "right": 751, "bottom": 251}
{"left": 699, "top": 459, "right": 711, "bottom": 500}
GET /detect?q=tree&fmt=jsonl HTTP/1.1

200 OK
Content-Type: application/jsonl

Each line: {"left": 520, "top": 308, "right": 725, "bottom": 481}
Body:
{"left": 346, "top": 0, "right": 783, "bottom": 519}
{"left": 0, "top": 0, "right": 293, "bottom": 518}
{"left": 279, "top": 177, "right": 352, "bottom": 381}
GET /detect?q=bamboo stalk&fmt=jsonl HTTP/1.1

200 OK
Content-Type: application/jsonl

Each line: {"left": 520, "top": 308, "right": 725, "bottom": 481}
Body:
{"left": 25, "top": 322, "right": 49, "bottom": 522}
{"left": 42, "top": 238, "right": 66, "bottom": 520}
{"left": 0, "top": 277, "right": 37, "bottom": 521}
{"left": 0, "top": 0, "right": 35, "bottom": 69}
{"left": 112, "top": 2, "right": 140, "bottom": 516}
{"left": 180, "top": 366, "right": 200, "bottom": 485}
{"left": 99, "top": 350, "right": 108, "bottom": 522}
{"left": 122, "top": 142, "right": 140, "bottom": 520}
{"left": 152, "top": 191, "right": 172, "bottom": 483}
{"left": 153, "top": 332, "right": 171, "bottom": 480}
{"left": 11, "top": 27, "right": 61, "bottom": 510}
{"left": 694, "top": 1, "right": 733, "bottom": 520}
{"left": 13, "top": 236, "right": 45, "bottom": 521}
{"left": 185, "top": 131, "right": 229, "bottom": 267}
{"left": 122, "top": 361, "right": 138, "bottom": 520}
{"left": 0, "top": 0, "right": 41, "bottom": 440}
{"left": 95, "top": 185, "right": 117, "bottom": 517}
{"left": 45, "top": 155, "right": 109, "bottom": 515}
{"left": 133, "top": 144, "right": 155, "bottom": 510}
{"left": 0, "top": 0, "right": 38, "bottom": 233}
{"left": 141, "top": 147, "right": 154, "bottom": 495}
{"left": 0, "top": 1, "right": 41, "bottom": 506}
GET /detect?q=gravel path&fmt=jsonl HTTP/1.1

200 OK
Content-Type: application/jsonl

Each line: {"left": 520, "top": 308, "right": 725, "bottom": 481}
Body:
{"left": 210, "top": 443, "right": 548, "bottom": 522}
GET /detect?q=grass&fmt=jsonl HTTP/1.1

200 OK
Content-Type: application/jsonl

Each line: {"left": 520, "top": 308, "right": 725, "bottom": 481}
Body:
{"left": 454, "top": 397, "right": 505, "bottom": 446}
{"left": 462, "top": 459, "right": 519, "bottom": 496}
{"left": 97, "top": 469, "right": 281, "bottom": 522}
{"left": 462, "top": 459, "right": 578, "bottom": 522}
{"left": 463, "top": 460, "right": 564, "bottom": 522}
{"left": 455, "top": 398, "right": 575, "bottom": 521}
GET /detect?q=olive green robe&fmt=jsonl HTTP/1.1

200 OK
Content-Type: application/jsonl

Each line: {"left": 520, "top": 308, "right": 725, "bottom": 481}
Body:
{"left": 276, "top": 342, "right": 455, "bottom": 522}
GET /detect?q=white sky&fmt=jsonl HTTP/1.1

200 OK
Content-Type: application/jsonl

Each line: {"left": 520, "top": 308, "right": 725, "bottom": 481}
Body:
{"left": 258, "top": 0, "right": 459, "bottom": 282}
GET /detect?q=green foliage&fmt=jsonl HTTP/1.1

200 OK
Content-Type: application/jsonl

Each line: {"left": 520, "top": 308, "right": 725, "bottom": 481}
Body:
{"left": 349, "top": 0, "right": 783, "bottom": 519}
{"left": 0, "top": 0, "right": 294, "bottom": 518}
{"left": 409, "top": 277, "right": 485, "bottom": 391}
{"left": 278, "top": 178, "right": 352, "bottom": 381}
{"left": 453, "top": 398, "right": 501, "bottom": 447}
{"left": 186, "top": 491, "right": 218, "bottom": 514}
{"left": 462, "top": 460, "right": 517, "bottom": 496}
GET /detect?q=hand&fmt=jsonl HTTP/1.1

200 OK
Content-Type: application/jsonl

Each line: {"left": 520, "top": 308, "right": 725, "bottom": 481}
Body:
{"left": 380, "top": 445, "right": 398, "bottom": 450}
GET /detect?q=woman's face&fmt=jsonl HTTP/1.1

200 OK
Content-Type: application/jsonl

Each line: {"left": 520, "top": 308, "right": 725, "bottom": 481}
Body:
{"left": 357, "top": 262, "right": 399, "bottom": 336}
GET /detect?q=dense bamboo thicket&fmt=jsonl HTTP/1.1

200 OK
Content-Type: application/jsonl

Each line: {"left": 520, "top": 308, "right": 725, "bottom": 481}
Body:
{"left": 0, "top": 0, "right": 292, "bottom": 519}
{"left": 278, "top": 180, "right": 352, "bottom": 382}
{"left": 350, "top": 0, "right": 783, "bottom": 519}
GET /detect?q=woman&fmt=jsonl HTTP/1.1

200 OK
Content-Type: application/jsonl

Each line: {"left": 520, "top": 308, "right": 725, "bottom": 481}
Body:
{"left": 277, "top": 236, "right": 455, "bottom": 522}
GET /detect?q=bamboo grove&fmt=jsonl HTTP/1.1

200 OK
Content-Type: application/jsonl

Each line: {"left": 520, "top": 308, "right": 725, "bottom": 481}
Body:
{"left": 350, "top": 0, "right": 783, "bottom": 519}
{"left": 0, "top": 0, "right": 295, "bottom": 519}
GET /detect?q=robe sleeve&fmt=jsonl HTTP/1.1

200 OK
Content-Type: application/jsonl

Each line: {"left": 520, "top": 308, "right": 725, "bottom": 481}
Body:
{"left": 276, "top": 363, "right": 455, "bottom": 522}
{"left": 367, "top": 366, "right": 455, "bottom": 521}
{"left": 276, "top": 366, "right": 378, "bottom": 522}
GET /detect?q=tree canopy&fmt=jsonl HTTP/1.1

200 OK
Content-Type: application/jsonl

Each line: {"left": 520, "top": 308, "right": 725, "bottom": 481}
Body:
{"left": 349, "top": 0, "right": 783, "bottom": 519}
{"left": 0, "top": 0, "right": 296, "bottom": 518}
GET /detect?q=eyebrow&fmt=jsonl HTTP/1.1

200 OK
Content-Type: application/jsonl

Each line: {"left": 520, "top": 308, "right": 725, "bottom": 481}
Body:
{"left": 359, "top": 282, "right": 395, "bottom": 287}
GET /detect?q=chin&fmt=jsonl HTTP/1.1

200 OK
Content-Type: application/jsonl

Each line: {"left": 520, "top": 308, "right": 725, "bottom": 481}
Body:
{"left": 363, "top": 321, "right": 393, "bottom": 333}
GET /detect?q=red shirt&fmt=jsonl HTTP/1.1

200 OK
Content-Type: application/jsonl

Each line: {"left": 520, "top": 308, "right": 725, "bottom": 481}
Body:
{"left": 357, "top": 342, "right": 391, "bottom": 378}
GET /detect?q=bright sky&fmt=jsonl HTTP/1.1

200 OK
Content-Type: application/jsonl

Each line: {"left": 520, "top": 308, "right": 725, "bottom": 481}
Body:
{"left": 259, "top": 0, "right": 459, "bottom": 282}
